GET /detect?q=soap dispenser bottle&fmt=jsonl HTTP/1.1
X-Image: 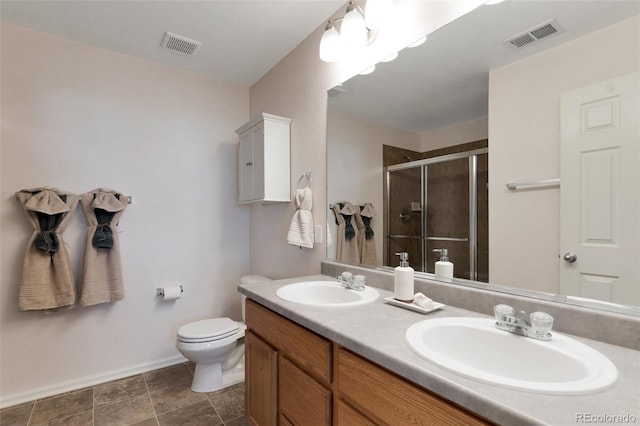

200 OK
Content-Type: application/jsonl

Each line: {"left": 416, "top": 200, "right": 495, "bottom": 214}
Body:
{"left": 433, "top": 248, "right": 454, "bottom": 279}
{"left": 394, "top": 252, "right": 414, "bottom": 302}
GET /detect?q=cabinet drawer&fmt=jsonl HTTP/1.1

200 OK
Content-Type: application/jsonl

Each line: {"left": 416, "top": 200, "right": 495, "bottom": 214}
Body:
{"left": 246, "top": 299, "right": 332, "bottom": 385}
{"left": 335, "top": 399, "right": 376, "bottom": 425}
{"left": 279, "top": 357, "right": 331, "bottom": 425}
{"left": 337, "top": 348, "right": 490, "bottom": 425}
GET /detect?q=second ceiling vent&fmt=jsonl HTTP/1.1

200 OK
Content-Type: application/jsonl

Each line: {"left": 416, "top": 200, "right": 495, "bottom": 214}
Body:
{"left": 161, "top": 31, "right": 202, "bottom": 56}
{"left": 504, "top": 19, "right": 564, "bottom": 50}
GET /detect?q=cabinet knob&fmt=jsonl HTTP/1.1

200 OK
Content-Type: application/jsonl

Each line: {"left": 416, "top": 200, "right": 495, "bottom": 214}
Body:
{"left": 245, "top": 162, "right": 253, "bottom": 166}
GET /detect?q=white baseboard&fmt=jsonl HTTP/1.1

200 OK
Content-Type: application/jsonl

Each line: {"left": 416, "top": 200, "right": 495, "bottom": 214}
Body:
{"left": 0, "top": 355, "right": 188, "bottom": 409}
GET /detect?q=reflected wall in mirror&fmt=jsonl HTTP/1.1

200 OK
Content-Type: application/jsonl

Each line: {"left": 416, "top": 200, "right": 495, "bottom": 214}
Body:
{"left": 326, "top": 0, "right": 640, "bottom": 314}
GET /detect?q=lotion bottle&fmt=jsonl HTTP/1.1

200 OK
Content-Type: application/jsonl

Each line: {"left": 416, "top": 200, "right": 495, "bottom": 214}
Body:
{"left": 433, "top": 248, "right": 454, "bottom": 279}
{"left": 394, "top": 252, "right": 414, "bottom": 302}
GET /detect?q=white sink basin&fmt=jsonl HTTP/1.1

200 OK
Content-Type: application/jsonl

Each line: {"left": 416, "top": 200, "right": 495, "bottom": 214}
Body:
{"left": 406, "top": 317, "right": 618, "bottom": 395}
{"left": 276, "top": 281, "right": 379, "bottom": 307}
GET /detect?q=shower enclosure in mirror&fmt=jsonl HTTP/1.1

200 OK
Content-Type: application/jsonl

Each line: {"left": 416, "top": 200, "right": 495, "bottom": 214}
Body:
{"left": 385, "top": 146, "right": 488, "bottom": 282}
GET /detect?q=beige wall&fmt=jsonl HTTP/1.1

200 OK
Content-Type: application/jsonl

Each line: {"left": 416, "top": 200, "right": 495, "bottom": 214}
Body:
{"left": 248, "top": 0, "right": 485, "bottom": 279}
{"left": 0, "top": 23, "right": 250, "bottom": 405}
{"left": 326, "top": 109, "right": 420, "bottom": 264}
{"left": 420, "top": 117, "right": 488, "bottom": 151}
{"left": 488, "top": 16, "right": 640, "bottom": 292}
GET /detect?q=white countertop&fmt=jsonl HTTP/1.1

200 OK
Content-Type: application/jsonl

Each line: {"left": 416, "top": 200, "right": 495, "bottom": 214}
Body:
{"left": 239, "top": 274, "right": 640, "bottom": 426}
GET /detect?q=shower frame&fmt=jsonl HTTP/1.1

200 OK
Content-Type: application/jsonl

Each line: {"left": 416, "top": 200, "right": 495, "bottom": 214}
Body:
{"left": 384, "top": 147, "right": 488, "bottom": 280}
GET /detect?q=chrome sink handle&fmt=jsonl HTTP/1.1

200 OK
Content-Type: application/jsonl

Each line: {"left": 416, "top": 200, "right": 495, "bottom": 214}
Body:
{"left": 336, "top": 272, "right": 366, "bottom": 291}
{"left": 336, "top": 271, "right": 353, "bottom": 288}
{"left": 494, "top": 304, "right": 553, "bottom": 341}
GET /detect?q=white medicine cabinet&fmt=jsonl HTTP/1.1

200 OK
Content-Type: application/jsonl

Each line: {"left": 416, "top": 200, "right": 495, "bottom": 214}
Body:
{"left": 235, "top": 113, "right": 291, "bottom": 204}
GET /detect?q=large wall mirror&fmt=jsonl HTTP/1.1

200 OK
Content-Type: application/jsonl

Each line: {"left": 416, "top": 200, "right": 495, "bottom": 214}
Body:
{"left": 326, "top": 0, "right": 640, "bottom": 315}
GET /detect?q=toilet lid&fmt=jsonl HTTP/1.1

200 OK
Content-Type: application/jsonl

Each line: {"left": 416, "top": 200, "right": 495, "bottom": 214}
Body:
{"left": 177, "top": 318, "right": 239, "bottom": 343}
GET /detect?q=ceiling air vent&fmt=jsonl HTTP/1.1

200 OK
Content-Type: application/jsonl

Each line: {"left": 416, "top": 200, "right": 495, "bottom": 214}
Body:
{"left": 161, "top": 32, "right": 201, "bottom": 56}
{"left": 504, "top": 19, "right": 564, "bottom": 50}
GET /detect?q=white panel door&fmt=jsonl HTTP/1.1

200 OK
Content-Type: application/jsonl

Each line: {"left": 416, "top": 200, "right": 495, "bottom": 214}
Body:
{"left": 560, "top": 72, "right": 639, "bottom": 306}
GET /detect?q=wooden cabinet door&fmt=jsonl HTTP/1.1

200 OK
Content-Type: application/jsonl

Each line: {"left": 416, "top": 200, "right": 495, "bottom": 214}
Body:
{"left": 279, "top": 356, "right": 331, "bottom": 425}
{"left": 245, "top": 331, "right": 277, "bottom": 426}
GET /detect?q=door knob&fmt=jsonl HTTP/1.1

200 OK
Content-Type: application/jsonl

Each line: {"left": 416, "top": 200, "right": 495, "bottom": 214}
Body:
{"left": 563, "top": 252, "right": 578, "bottom": 263}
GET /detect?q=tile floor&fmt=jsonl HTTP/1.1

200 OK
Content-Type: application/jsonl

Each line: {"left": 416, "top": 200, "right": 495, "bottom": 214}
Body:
{"left": 0, "top": 363, "right": 247, "bottom": 426}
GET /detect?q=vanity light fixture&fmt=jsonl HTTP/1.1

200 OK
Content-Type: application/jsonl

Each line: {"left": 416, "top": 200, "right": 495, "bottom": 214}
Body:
{"left": 319, "top": 0, "right": 389, "bottom": 63}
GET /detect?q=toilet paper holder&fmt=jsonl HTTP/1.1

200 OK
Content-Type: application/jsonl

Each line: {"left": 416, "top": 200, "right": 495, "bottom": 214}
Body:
{"left": 156, "top": 285, "right": 183, "bottom": 297}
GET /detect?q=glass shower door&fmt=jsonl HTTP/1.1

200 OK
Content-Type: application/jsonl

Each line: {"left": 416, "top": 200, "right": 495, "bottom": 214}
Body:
{"left": 425, "top": 158, "right": 471, "bottom": 279}
{"left": 386, "top": 166, "right": 424, "bottom": 271}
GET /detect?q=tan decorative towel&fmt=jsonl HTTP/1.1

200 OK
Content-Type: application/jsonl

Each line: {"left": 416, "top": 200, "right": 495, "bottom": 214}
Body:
{"left": 287, "top": 187, "right": 314, "bottom": 248}
{"left": 355, "top": 203, "right": 378, "bottom": 266}
{"left": 79, "top": 188, "right": 127, "bottom": 306}
{"left": 332, "top": 202, "right": 359, "bottom": 264}
{"left": 16, "top": 187, "right": 79, "bottom": 311}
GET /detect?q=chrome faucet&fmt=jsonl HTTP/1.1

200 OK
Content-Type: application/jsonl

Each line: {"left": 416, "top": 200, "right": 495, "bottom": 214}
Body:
{"left": 336, "top": 272, "right": 366, "bottom": 291}
{"left": 494, "top": 304, "right": 553, "bottom": 341}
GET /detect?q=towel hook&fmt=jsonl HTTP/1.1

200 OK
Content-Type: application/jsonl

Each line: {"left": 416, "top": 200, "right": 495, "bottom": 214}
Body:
{"left": 297, "top": 171, "right": 312, "bottom": 188}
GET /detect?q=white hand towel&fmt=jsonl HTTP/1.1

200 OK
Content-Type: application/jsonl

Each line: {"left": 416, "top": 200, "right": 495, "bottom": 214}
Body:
{"left": 287, "top": 187, "right": 314, "bottom": 248}
{"left": 413, "top": 292, "right": 434, "bottom": 309}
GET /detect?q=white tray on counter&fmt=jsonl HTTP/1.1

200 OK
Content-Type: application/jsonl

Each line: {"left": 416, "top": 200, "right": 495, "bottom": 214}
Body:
{"left": 384, "top": 297, "right": 445, "bottom": 314}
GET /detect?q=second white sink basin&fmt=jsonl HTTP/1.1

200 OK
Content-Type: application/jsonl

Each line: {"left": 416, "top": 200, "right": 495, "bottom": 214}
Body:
{"left": 406, "top": 317, "right": 618, "bottom": 395}
{"left": 276, "top": 281, "right": 379, "bottom": 307}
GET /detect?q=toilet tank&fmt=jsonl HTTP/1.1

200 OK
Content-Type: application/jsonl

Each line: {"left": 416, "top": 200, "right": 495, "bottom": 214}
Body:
{"left": 239, "top": 275, "right": 271, "bottom": 321}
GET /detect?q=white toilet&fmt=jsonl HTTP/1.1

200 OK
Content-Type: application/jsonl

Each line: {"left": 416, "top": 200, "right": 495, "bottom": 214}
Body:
{"left": 176, "top": 275, "right": 271, "bottom": 393}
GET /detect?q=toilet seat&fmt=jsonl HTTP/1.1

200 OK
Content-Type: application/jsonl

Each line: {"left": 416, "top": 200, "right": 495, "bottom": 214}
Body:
{"left": 177, "top": 318, "right": 240, "bottom": 344}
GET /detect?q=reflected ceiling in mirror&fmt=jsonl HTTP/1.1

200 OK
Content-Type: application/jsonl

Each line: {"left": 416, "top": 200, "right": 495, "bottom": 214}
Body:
{"left": 329, "top": 1, "right": 638, "bottom": 132}
{"left": 326, "top": 0, "right": 640, "bottom": 316}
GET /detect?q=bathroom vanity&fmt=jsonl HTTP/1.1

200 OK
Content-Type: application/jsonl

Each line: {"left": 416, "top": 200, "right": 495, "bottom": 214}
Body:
{"left": 240, "top": 273, "right": 640, "bottom": 425}
{"left": 245, "top": 299, "right": 488, "bottom": 425}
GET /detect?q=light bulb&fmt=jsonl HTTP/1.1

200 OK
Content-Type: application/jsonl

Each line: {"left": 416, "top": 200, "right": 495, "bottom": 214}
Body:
{"left": 341, "top": 3, "right": 367, "bottom": 47}
{"left": 365, "top": 0, "right": 393, "bottom": 30}
{"left": 319, "top": 23, "right": 341, "bottom": 62}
